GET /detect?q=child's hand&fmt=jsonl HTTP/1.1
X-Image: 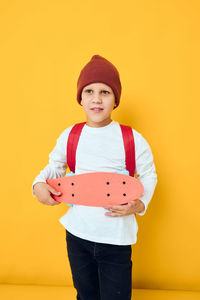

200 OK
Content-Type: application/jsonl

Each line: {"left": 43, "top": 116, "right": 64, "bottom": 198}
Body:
{"left": 104, "top": 199, "right": 145, "bottom": 217}
{"left": 33, "top": 182, "right": 62, "bottom": 206}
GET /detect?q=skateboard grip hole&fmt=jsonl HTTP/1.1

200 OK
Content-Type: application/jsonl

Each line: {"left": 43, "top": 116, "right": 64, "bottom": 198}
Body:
{"left": 123, "top": 193, "right": 126, "bottom": 196}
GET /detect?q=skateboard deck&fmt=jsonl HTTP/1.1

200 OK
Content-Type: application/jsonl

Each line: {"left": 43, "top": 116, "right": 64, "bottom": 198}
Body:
{"left": 46, "top": 172, "right": 144, "bottom": 207}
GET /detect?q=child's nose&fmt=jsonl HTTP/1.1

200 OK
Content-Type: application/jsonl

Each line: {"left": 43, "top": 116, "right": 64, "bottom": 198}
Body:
{"left": 92, "top": 95, "right": 102, "bottom": 103}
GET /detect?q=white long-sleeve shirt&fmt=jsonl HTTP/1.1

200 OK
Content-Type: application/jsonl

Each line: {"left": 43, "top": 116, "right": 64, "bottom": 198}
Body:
{"left": 32, "top": 120, "right": 157, "bottom": 245}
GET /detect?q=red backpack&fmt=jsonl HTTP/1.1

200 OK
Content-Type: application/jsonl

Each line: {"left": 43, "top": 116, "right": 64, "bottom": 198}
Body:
{"left": 66, "top": 122, "right": 136, "bottom": 177}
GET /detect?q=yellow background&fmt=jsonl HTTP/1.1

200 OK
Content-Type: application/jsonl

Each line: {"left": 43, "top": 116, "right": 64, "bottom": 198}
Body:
{"left": 0, "top": 0, "right": 199, "bottom": 293}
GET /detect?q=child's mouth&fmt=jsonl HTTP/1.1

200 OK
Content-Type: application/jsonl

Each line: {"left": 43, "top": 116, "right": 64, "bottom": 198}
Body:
{"left": 91, "top": 108, "right": 104, "bottom": 113}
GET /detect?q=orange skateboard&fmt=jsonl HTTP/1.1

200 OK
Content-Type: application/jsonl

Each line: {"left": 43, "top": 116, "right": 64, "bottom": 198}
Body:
{"left": 46, "top": 172, "right": 144, "bottom": 207}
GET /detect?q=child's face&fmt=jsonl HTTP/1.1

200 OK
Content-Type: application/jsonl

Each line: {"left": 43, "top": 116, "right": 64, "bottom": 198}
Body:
{"left": 80, "top": 82, "right": 116, "bottom": 128}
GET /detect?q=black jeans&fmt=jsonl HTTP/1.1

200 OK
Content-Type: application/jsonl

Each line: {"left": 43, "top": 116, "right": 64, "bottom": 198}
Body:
{"left": 66, "top": 229, "right": 132, "bottom": 300}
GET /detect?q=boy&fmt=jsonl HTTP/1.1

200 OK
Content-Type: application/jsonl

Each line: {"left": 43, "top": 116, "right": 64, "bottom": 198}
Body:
{"left": 32, "top": 54, "right": 157, "bottom": 300}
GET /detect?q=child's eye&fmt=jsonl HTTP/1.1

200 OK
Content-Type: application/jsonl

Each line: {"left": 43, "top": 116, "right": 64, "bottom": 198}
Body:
{"left": 102, "top": 90, "right": 109, "bottom": 94}
{"left": 84, "top": 89, "right": 109, "bottom": 94}
{"left": 85, "top": 89, "right": 92, "bottom": 93}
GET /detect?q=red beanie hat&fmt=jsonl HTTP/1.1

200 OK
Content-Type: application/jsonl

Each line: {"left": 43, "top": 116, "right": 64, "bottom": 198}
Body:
{"left": 77, "top": 55, "right": 122, "bottom": 109}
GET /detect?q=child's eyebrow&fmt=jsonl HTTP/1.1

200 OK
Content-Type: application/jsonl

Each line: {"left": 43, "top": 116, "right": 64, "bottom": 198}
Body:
{"left": 84, "top": 88, "right": 110, "bottom": 91}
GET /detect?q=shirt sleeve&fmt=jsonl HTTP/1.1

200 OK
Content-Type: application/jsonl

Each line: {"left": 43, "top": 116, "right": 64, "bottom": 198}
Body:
{"left": 133, "top": 130, "right": 158, "bottom": 216}
{"left": 31, "top": 126, "right": 73, "bottom": 197}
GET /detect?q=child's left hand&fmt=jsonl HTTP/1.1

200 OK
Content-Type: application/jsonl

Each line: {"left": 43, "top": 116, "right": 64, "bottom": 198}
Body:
{"left": 104, "top": 199, "right": 145, "bottom": 217}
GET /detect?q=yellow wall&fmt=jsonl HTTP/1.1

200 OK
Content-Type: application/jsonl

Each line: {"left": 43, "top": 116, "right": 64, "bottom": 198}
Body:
{"left": 0, "top": 0, "right": 199, "bottom": 292}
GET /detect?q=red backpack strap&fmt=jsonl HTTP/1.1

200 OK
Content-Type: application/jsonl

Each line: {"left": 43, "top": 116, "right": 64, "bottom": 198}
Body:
{"left": 67, "top": 122, "right": 135, "bottom": 177}
{"left": 120, "top": 124, "right": 136, "bottom": 177}
{"left": 67, "top": 122, "right": 86, "bottom": 173}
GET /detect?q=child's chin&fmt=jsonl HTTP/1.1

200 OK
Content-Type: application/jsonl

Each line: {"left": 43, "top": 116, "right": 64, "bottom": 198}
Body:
{"left": 87, "top": 117, "right": 109, "bottom": 125}
{"left": 89, "top": 114, "right": 106, "bottom": 121}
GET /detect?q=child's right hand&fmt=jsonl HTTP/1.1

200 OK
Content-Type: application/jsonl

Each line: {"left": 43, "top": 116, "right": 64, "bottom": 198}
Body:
{"left": 33, "top": 182, "right": 62, "bottom": 206}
